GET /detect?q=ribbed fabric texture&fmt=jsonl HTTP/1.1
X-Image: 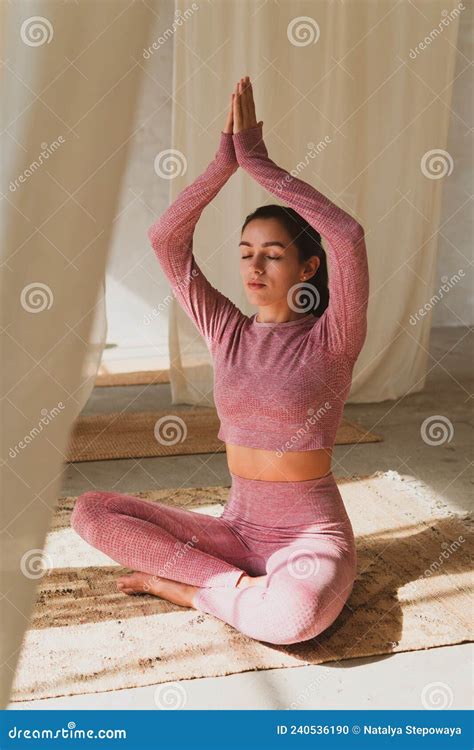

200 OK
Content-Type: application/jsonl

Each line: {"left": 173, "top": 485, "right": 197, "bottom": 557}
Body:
{"left": 195, "top": 470, "right": 357, "bottom": 645}
{"left": 71, "top": 471, "right": 357, "bottom": 645}
{"left": 147, "top": 124, "right": 369, "bottom": 451}
{"left": 70, "top": 491, "right": 245, "bottom": 588}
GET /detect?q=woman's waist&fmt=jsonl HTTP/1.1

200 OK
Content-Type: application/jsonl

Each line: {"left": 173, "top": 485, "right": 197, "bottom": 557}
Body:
{"left": 221, "top": 506, "right": 356, "bottom": 556}
{"left": 222, "top": 467, "right": 351, "bottom": 527}
{"left": 225, "top": 443, "right": 333, "bottom": 482}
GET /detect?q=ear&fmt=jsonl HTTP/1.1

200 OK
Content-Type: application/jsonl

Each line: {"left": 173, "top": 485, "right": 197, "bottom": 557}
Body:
{"left": 302, "top": 256, "right": 320, "bottom": 279}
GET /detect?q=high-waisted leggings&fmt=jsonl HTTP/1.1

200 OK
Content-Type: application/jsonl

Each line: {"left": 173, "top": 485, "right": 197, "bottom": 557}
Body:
{"left": 70, "top": 470, "right": 357, "bottom": 646}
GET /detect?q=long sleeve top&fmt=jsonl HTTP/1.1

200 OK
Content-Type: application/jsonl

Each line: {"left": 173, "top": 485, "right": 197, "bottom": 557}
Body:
{"left": 147, "top": 124, "right": 369, "bottom": 452}
{"left": 147, "top": 132, "right": 243, "bottom": 347}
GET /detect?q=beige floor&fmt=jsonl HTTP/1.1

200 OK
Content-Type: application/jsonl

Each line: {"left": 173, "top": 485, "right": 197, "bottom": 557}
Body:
{"left": 8, "top": 326, "right": 473, "bottom": 710}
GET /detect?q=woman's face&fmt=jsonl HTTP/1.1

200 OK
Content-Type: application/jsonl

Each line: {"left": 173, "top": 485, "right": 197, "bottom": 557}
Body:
{"left": 239, "top": 218, "right": 318, "bottom": 309}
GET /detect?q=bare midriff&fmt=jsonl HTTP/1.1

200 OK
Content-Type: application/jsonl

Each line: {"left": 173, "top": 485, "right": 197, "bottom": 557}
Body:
{"left": 225, "top": 444, "right": 333, "bottom": 482}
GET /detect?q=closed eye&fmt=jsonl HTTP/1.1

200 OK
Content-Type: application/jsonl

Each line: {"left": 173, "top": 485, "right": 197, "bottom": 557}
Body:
{"left": 241, "top": 255, "right": 281, "bottom": 260}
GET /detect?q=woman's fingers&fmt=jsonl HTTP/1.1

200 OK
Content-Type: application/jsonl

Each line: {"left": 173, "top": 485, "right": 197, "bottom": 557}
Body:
{"left": 233, "top": 75, "right": 260, "bottom": 133}
{"left": 223, "top": 91, "right": 234, "bottom": 134}
{"left": 247, "top": 79, "right": 258, "bottom": 122}
{"left": 242, "top": 75, "right": 258, "bottom": 129}
{"left": 238, "top": 78, "right": 248, "bottom": 130}
{"left": 241, "top": 77, "right": 251, "bottom": 125}
{"left": 233, "top": 80, "right": 242, "bottom": 132}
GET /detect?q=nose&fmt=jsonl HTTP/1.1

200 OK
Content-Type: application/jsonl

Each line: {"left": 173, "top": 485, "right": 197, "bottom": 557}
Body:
{"left": 249, "top": 258, "right": 265, "bottom": 273}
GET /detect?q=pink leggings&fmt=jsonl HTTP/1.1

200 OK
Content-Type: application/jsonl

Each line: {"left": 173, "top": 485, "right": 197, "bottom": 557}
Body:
{"left": 70, "top": 470, "right": 357, "bottom": 645}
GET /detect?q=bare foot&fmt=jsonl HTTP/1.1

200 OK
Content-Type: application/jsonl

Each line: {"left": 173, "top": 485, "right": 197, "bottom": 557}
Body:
{"left": 116, "top": 571, "right": 198, "bottom": 609}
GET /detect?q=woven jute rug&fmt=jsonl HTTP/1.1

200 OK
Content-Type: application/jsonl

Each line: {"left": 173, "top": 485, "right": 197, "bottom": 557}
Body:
{"left": 66, "top": 408, "right": 382, "bottom": 462}
{"left": 95, "top": 369, "right": 171, "bottom": 387}
{"left": 10, "top": 470, "right": 472, "bottom": 702}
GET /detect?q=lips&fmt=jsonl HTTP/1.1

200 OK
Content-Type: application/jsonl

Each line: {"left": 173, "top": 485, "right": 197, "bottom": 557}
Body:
{"left": 248, "top": 281, "right": 266, "bottom": 288}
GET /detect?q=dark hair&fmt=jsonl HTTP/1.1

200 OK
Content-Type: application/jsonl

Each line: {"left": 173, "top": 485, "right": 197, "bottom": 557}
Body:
{"left": 241, "top": 204, "right": 329, "bottom": 318}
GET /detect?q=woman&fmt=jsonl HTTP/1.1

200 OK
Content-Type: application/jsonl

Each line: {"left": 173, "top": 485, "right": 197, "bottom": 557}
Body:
{"left": 71, "top": 76, "right": 369, "bottom": 646}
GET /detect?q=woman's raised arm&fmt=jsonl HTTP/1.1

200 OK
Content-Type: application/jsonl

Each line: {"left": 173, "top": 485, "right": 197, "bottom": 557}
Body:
{"left": 147, "top": 102, "right": 244, "bottom": 349}
{"left": 232, "top": 85, "right": 369, "bottom": 361}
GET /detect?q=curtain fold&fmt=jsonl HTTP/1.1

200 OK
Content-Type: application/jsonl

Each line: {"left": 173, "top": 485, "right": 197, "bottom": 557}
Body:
{"left": 169, "top": 0, "right": 462, "bottom": 404}
{"left": 0, "top": 0, "right": 152, "bottom": 707}
{"left": 77, "top": 280, "right": 108, "bottom": 419}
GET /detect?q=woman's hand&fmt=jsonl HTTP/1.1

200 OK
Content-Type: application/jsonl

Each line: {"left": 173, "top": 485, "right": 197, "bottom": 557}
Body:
{"left": 233, "top": 75, "right": 263, "bottom": 134}
{"left": 222, "top": 90, "right": 234, "bottom": 134}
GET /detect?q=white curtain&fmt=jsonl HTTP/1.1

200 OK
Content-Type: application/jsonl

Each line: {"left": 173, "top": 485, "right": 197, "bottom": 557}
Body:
{"left": 0, "top": 0, "right": 465, "bottom": 709}
{"left": 169, "top": 0, "right": 463, "bottom": 404}
{"left": 0, "top": 0, "right": 152, "bottom": 707}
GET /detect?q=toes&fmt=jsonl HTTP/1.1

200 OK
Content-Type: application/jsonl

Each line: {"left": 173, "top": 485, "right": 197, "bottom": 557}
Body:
{"left": 117, "top": 575, "right": 139, "bottom": 588}
{"left": 117, "top": 577, "right": 141, "bottom": 594}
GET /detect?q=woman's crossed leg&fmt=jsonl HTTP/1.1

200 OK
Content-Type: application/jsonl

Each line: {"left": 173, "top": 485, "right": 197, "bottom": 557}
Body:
{"left": 71, "top": 491, "right": 356, "bottom": 645}
{"left": 70, "top": 490, "right": 255, "bottom": 592}
{"left": 193, "top": 539, "right": 357, "bottom": 645}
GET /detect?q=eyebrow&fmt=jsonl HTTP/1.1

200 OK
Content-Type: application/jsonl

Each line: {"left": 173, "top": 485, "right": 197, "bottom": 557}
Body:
{"left": 239, "top": 241, "right": 286, "bottom": 249}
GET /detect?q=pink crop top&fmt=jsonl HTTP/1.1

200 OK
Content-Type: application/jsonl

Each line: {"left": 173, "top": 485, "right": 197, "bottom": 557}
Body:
{"left": 147, "top": 123, "right": 369, "bottom": 454}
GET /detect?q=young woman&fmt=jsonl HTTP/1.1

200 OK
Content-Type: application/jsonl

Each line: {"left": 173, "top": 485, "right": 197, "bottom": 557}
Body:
{"left": 71, "top": 76, "right": 369, "bottom": 646}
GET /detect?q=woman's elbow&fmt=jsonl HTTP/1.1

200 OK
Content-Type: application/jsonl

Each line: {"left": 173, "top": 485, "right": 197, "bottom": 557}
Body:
{"left": 349, "top": 220, "right": 365, "bottom": 246}
{"left": 147, "top": 223, "right": 164, "bottom": 249}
